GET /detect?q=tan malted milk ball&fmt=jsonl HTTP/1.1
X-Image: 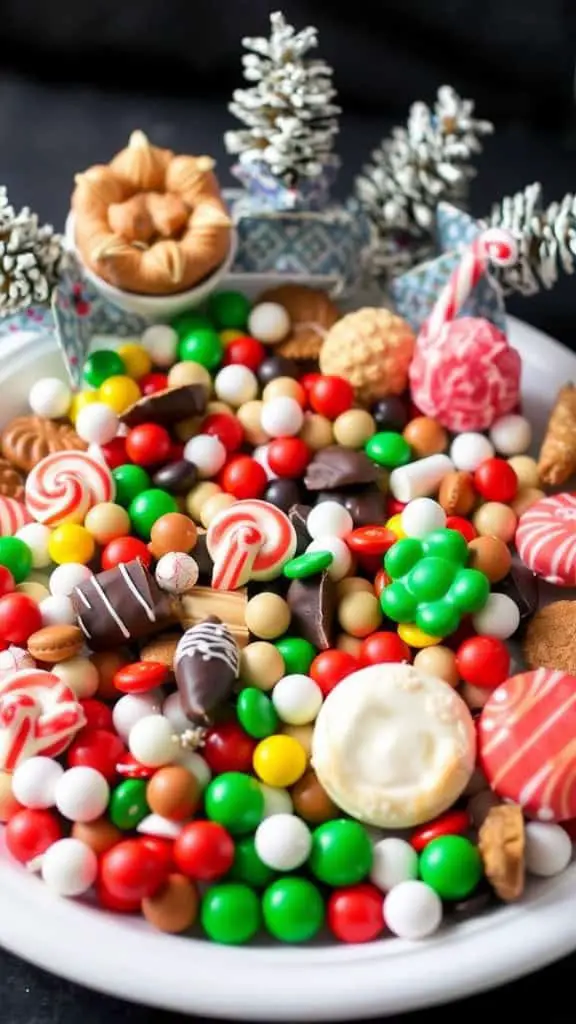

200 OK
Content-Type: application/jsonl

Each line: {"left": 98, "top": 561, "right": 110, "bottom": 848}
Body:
{"left": 236, "top": 401, "right": 270, "bottom": 446}
{"left": 507, "top": 455, "right": 540, "bottom": 490}
{"left": 186, "top": 482, "right": 222, "bottom": 522}
{"left": 200, "top": 492, "right": 235, "bottom": 528}
{"left": 467, "top": 536, "right": 512, "bottom": 583}
{"left": 336, "top": 576, "right": 374, "bottom": 600}
{"left": 262, "top": 377, "right": 305, "bottom": 404}
{"left": 473, "top": 502, "right": 518, "bottom": 543}
{"left": 174, "top": 416, "right": 203, "bottom": 443}
{"left": 511, "top": 487, "right": 545, "bottom": 517}
{"left": 206, "top": 400, "right": 234, "bottom": 416}
{"left": 84, "top": 502, "right": 130, "bottom": 545}
{"left": 333, "top": 409, "right": 376, "bottom": 449}
{"left": 245, "top": 592, "right": 291, "bottom": 640}
{"left": 72, "top": 818, "right": 122, "bottom": 855}
{"left": 17, "top": 581, "right": 50, "bottom": 603}
{"left": 299, "top": 413, "right": 334, "bottom": 451}
{"left": 403, "top": 416, "right": 448, "bottom": 458}
{"left": 413, "top": 646, "right": 459, "bottom": 687}
{"left": 53, "top": 656, "right": 99, "bottom": 699}
{"left": 239, "top": 641, "right": 285, "bottom": 690}
{"left": 337, "top": 591, "right": 382, "bottom": 638}
{"left": 168, "top": 361, "right": 212, "bottom": 392}
{"left": 319, "top": 307, "right": 415, "bottom": 403}
{"left": 282, "top": 723, "right": 314, "bottom": 760}
{"left": 335, "top": 633, "right": 363, "bottom": 658}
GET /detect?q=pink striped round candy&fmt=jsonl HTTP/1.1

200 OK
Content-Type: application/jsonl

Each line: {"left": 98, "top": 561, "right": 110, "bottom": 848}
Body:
{"left": 0, "top": 496, "right": 32, "bottom": 536}
{"left": 0, "top": 668, "right": 86, "bottom": 771}
{"left": 25, "top": 450, "right": 114, "bottom": 527}
{"left": 207, "top": 499, "right": 297, "bottom": 590}
{"left": 479, "top": 668, "right": 576, "bottom": 822}
{"left": 515, "top": 492, "right": 576, "bottom": 587}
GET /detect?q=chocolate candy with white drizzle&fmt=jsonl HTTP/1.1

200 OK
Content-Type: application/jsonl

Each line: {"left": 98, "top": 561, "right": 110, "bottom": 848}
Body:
{"left": 71, "top": 557, "right": 174, "bottom": 650}
{"left": 174, "top": 615, "right": 239, "bottom": 725}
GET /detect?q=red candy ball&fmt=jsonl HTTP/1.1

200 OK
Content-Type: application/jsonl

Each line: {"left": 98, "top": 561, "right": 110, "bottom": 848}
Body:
{"left": 116, "top": 752, "right": 155, "bottom": 780}
{"left": 113, "top": 661, "right": 169, "bottom": 695}
{"left": 267, "top": 437, "right": 311, "bottom": 478}
{"left": 327, "top": 884, "right": 384, "bottom": 943}
{"left": 373, "top": 569, "right": 390, "bottom": 599}
{"left": 5, "top": 808, "right": 62, "bottom": 864}
{"left": 125, "top": 423, "right": 172, "bottom": 467}
{"left": 0, "top": 566, "right": 15, "bottom": 598}
{"left": 203, "top": 720, "right": 256, "bottom": 775}
{"left": 359, "top": 632, "right": 412, "bottom": 667}
{"left": 100, "top": 437, "right": 128, "bottom": 470}
{"left": 0, "top": 593, "right": 42, "bottom": 645}
{"left": 100, "top": 838, "right": 168, "bottom": 902}
{"left": 96, "top": 879, "right": 141, "bottom": 913}
{"left": 223, "top": 336, "right": 266, "bottom": 371}
{"left": 309, "top": 375, "right": 354, "bottom": 419}
{"left": 410, "top": 809, "right": 471, "bottom": 851}
{"left": 445, "top": 516, "right": 478, "bottom": 542}
{"left": 67, "top": 728, "right": 126, "bottom": 782}
{"left": 347, "top": 527, "right": 397, "bottom": 557}
{"left": 101, "top": 536, "right": 152, "bottom": 570}
{"left": 310, "top": 650, "right": 360, "bottom": 696}
{"left": 139, "top": 835, "right": 176, "bottom": 873}
{"left": 79, "top": 699, "right": 114, "bottom": 732}
{"left": 456, "top": 636, "right": 510, "bottom": 689}
{"left": 299, "top": 372, "right": 322, "bottom": 399}
{"left": 218, "top": 456, "right": 267, "bottom": 499}
{"left": 139, "top": 372, "right": 169, "bottom": 396}
{"left": 174, "top": 821, "right": 234, "bottom": 881}
{"left": 473, "top": 459, "right": 518, "bottom": 503}
{"left": 387, "top": 498, "right": 406, "bottom": 518}
{"left": 201, "top": 412, "right": 244, "bottom": 453}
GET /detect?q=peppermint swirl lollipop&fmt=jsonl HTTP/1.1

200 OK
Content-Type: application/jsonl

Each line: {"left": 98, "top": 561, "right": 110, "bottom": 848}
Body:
{"left": 207, "top": 499, "right": 297, "bottom": 590}
{"left": 25, "top": 451, "right": 115, "bottom": 526}
{"left": 0, "top": 668, "right": 86, "bottom": 771}
{"left": 0, "top": 497, "right": 32, "bottom": 536}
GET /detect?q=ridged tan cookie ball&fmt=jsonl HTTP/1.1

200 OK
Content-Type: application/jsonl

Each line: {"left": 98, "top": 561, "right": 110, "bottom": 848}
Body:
{"left": 319, "top": 308, "right": 415, "bottom": 403}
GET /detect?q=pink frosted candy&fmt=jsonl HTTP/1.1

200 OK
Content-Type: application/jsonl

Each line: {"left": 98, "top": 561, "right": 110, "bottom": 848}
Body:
{"left": 409, "top": 317, "right": 521, "bottom": 433}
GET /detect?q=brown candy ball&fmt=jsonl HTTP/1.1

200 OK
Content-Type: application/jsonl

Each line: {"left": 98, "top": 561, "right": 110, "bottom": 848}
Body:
{"left": 236, "top": 401, "right": 269, "bottom": 446}
{"left": 438, "top": 471, "right": 476, "bottom": 516}
{"left": 167, "top": 361, "right": 212, "bottom": 392}
{"left": 174, "top": 416, "right": 202, "bottom": 443}
{"left": 146, "top": 766, "right": 200, "bottom": 821}
{"left": 245, "top": 592, "right": 291, "bottom": 640}
{"left": 206, "top": 401, "right": 234, "bottom": 417}
{"left": 90, "top": 649, "right": 130, "bottom": 701}
{"left": 507, "top": 455, "right": 540, "bottom": 490}
{"left": 467, "top": 536, "right": 512, "bottom": 583}
{"left": 473, "top": 502, "right": 517, "bottom": 543}
{"left": 460, "top": 682, "right": 491, "bottom": 711}
{"left": 511, "top": 487, "right": 545, "bottom": 517}
{"left": 239, "top": 642, "right": 285, "bottom": 691}
{"left": 403, "top": 416, "right": 448, "bottom": 458}
{"left": 0, "top": 770, "right": 21, "bottom": 822}
{"left": 72, "top": 818, "right": 122, "bottom": 855}
{"left": 84, "top": 502, "right": 130, "bottom": 545}
{"left": 186, "top": 482, "right": 221, "bottom": 522}
{"left": 333, "top": 409, "right": 376, "bottom": 449}
{"left": 149, "top": 512, "right": 198, "bottom": 557}
{"left": 282, "top": 723, "right": 314, "bottom": 760}
{"left": 413, "top": 645, "right": 459, "bottom": 687}
{"left": 142, "top": 873, "right": 199, "bottom": 934}
{"left": 299, "top": 413, "right": 334, "bottom": 451}
{"left": 337, "top": 591, "right": 382, "bottom": 638}
{"left": 291, "top": 769, "right": 339, "bottom": 824}
{"left": 335, "top": 632, "right": 363, "bottom": 658}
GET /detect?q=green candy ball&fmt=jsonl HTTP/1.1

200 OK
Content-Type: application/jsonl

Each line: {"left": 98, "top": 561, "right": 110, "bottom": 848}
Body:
{"left": 449, "top": 568, "right": 490, "bottom": 614}
{"left": 208, "top": 290, "right": 251, "bottom": 330}
{"left": 365, "top": 431, "right": 411, "bottom": 469}
{"left": 178, "top": 327, "right": 223, "bottom": 371}
{"left": 201, "top": 882, "right": 261, "bottom": 944}
{"left": 205, "top": 772, "right": 264, "bottom": 836}
{"left": 380, "top": 581, "right": 417, "bottom": 623}
{"left": 407, "top": 556, "right": 455, "bottom": 602}
{"left": 171, "top": 311, "right": 213, "bottom": 341}
{"left": 228, "top": 836, "right": 276, "bottom": 888}
{"left": 384, "top": 537, "right": 423, "bottom": 579}
{"left": 112, "top": 464, "right": 152, "bottom": 508}
{"left": 128, "top": 488, "right": 178, "bottom": 539}
{"left": 83, "top": 349, "right": 126, "bottom": 388}
{"left": 416, "top": 599, "right": 460, "bottom": 638}
{"left": 109, "top": 779, "right": 149, "bottom": 830}
{"left": 419, "top": 835, "right": 483, "bottom": 900}
{"left": 262, "top": 877, "right": 324, "bottom": 943}
{"left": 236, "top": 688, "right": 279, "bottom": 739}
{"left": 0, "top": 537, "right": 32, "bottom": 583}
{"left": 275, "top": 637, "right": 316, "bottom": 675}
{"left": 422, "top": 528, "right": 468, "bottom": 565}
{"left": 309, "top": 819, "right": 372, "bottom": 887}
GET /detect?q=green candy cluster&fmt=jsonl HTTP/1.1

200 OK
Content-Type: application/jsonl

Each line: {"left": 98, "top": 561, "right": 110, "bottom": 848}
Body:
{"left": 381, "top": 528, "right": 489, "bottom": 638}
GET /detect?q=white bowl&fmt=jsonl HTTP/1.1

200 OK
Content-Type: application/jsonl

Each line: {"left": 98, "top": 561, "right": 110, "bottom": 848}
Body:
{"left": 64, "top": 212, "right": 238, "bottom": 321}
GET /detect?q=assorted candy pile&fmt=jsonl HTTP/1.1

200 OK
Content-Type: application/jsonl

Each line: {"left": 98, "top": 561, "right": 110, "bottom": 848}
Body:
{"left": 0, "top": 281, "right": 575, "bottom": 947}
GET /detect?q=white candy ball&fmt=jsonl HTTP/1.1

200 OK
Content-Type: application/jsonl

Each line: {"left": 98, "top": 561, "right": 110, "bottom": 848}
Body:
{"left": 248, "top": 302, "right": 290, "bottom": 344}
{"left": 136, "top": 813, "right": 183, "bottom": 839}
{"left": 370, "top": 838, "right": 419, "bottom": 892}
{"left": 272, "top": 674, "right": 323, "bottom": 725}
{"left": 472, "top": 592, "right": 520, "bottom": 640}
{"left": 0, "top": 645, "right": 34, "bottom": 677}
{"left": 306, "top": 537, "right": 352, "bottom": 581}
{"left": 260, "top": 396, "right": 304, "bottom": 438}
{"left": 306, "top": 501, "right": 353, "bottom": 541}
{"left": 252, "top": 444, "right": 278, "bottom": 481}
{"left": 41, "top": 838, "right": 98, "bottom": 897}
{"left": 259, "top": 784, "right": 294, "bottom": 818}
{"left": 141, "top": 324, "right": 179, "bottom": 367}
{"left": 401, "top": 497, "right": 446, "bottom": 539}
{"left": 489, "top": 414, "right": 532, "bottom": 456}
{"left": 155, "top": 552, "right": 199, "bottom": 594}
{"left": 112, "top": 691, "right": 163, "bottom": 741}
{"left": 214, "top": 364, "right": 258, "bottom": 406}
{"left": 55, "top": 766, "right": 110, "bottom": 823}
{"left": 383, "top": 880, "right": 443, "bottom": 939}
{"left": 29, "top": 377, "right": 71, "bottom": 419}
{"left": 184, "top": 434, "right": 227, "bottom": 478}
{"left": 40, "top": 594, "right": 76, "bottom": 626}
{"left": 255, "top": 813, "right": 311, "bottom": 871}
{"left": 129, "top": 714, "right": 176, "bottom": 768}
{"left": 12, "top": 756, "right": 64, "bottom": 809}
{"left": 15, "top": 523, "right": 51, "bottom": 568}
{"left": 525, "top": 822, "right": 572, "bottom": 877}
{"left": 162, "top": 691, "right": 190, "bottom": 734}
{"left": 49, "top": 563, "right": 93, "bottom": 597}
{"left": 52, "top": 656, "right": 99, "bottom": 699}
{"left": 175, "top": 748, "right": 212, "bottom": 790}
{"left": 450, "top": 433, "right": 495, "bottom": 472}
{"left": 75, "top": 403, "right": 119, "bottom": 445}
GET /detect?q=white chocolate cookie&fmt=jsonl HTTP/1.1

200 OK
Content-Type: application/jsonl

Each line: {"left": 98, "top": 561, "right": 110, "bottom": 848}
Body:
{"left": 311, "top": 663, "right": 476, "bottom": 828}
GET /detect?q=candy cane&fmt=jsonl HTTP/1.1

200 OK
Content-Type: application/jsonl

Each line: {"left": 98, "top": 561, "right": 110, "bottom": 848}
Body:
{"left": 207, "top": 499, "right": 297, "bottom": 591}
{"left": 427, "top": 228, "right": 518, "bottom": 339}
{"left": 211, "top": 523, "right": 265, "bottom": 591}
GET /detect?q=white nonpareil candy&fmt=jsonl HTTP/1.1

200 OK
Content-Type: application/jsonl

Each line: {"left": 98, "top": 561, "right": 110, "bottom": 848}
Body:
{"left": 389, "top": 454, "right": 453, "bottom": 502}
{"left": 383, "top": 880, "right": 443, "bottom": 939}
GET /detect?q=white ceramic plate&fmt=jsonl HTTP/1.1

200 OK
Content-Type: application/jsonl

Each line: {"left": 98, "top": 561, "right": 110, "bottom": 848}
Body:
{"left": 0, "top": 317, "right": 575, "bottom": 1020}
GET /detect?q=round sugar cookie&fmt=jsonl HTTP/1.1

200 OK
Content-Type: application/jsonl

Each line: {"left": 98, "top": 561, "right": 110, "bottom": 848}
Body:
{"left": 515, "top": 492, "right": 576, "bottom": 586}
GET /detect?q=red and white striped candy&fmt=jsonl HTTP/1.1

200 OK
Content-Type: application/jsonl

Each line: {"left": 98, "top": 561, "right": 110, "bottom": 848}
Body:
{"left": 515, "top": 492, "right": 576, "bottom": 587}
{"left": 25, "top": 450, "right": 114, "bottom": 526}
{"left": 479, "top": 668, "right": 576, "bottom": 822}
{"left": 0, "top": 668, "right": 86, "bottom": 771}
{"left": 0, "top": 496, "right": 32, "bottom": 536}
{"left": 207, "top": 499, "right": 297, "bottom": 590}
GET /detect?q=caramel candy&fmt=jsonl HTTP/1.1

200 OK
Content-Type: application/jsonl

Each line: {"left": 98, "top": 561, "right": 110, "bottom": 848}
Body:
{"left": 478, "top": 804, "right": 525, "bottom": 902}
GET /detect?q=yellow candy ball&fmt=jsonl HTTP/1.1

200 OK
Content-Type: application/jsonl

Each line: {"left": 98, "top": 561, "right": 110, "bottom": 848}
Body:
{"left": 397, "top": 623, "right": 441, "bottom": 649}
{"left": 385, "top": 514, "right": 406, "bottom": 540}
{"left": 117, "top": 342, "right": 152, "bottom": 380}
{"left": 48, "top": 524, "right": 95, "bottom": 565}
{"left": 219, "top": 329, "right": 245, "bottom": 347}
{"left": 253, "top": 735, "right": 307, "bottom": 787}
{"left": 99, "top": 375, "right": 141, "bottom": 414}
{"left": 69, "top": 391, "right": 100, "bottom": 425}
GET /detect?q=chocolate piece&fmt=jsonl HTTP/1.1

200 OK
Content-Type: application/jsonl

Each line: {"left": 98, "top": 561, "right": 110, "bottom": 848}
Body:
{"left": 371, "top": 395, "right": 409, "bottom": 432}
{"left": 71, "top": 557, "right": 174, "bottom": 650}
{"left": 288, "top": 503, "right": 312, "bottom": 556}
{"left": 493, "top": 557, "right": 539, "bottom": 621}
{"left": 343, "top": 486, "right": 388, "bottom": 527}
{"left": 193, "top": 531, "right": 213, "bottom": 582}
{"left": 450, "top": 884, "right": 495, "bottom": 919}
{"left": 121, "top": 385, "right": 207, "bottom": 427}
{"left": 304, "top": 446, "right": 380, "bottom": 491}
{"left": 174, "top": 616, "right": 239, "bottom": 724}
{"left": 265, "top": 478, "right": 303, "bottom": 513}
{"left": 257, "top": 355, "right": 299, "bottom": 385}
{"left": 152, "top": 459, "right": 198, "bottom": 495}
{"left": 286, "top": 571, "right": 337, "bottom": 650}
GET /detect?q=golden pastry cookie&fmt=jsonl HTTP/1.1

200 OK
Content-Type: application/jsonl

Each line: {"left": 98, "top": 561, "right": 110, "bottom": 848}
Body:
{"left": 478, "top": 803, "right": 525, "bottom": 902}
{"left": 0, "top": 458, "right": 25, "bottom": 500}
{"left": 27, "top": 625, "right": 84, "bottom": 664}
{"left": 523, "top": 601, "right": 576, "bottom": 674}
{"left": 258, "top": 284, "right": 340, "bottom": 360}
{"left": 140, "top": 632, "right": 181, "bottom": 669}
{"left": 1, "top": 416, "right": 87, "bottom": 473}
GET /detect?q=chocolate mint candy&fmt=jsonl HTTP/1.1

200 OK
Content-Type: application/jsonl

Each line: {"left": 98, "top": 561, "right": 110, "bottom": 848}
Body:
{"left": 193, "top": 532, "right": 214, "bottom": 582}
{"left": 265, "top": 478, "right": 303, "bottom": 513}
{"left": 286, "top": 571, "right": 337, "bottom": 650}
{"left": 494, "top": 557, "right": 539, "bottom": 621}
{"left": 343, "top": 486, "right": 388, "bottom": 527}
{"left": 288, "top": 503, "right": 312, "bottom": 556}
{"left": 304, "top": 446, "right": 380, "bottom": 491}
{"left": 152, "top": 459, "right": 198, "bottom": 495}
{"left": 175, "top": 615, "right": 239, "bottom": 725}
{"left": 121, "top": 384, "right": 206, "bottom": 427}
{"left": 72, "top": 557, "right": 174, "bottom": 650}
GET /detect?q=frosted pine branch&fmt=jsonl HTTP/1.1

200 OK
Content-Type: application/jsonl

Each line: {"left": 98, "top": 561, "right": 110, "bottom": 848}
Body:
{"left": 0, "top": 191, "right": 64, "bottom": 315}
